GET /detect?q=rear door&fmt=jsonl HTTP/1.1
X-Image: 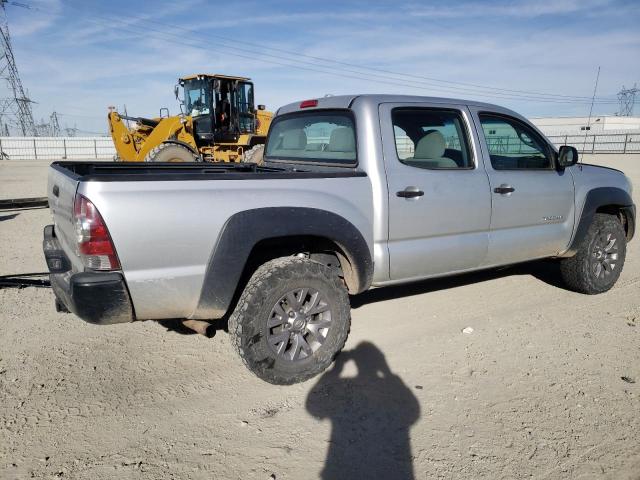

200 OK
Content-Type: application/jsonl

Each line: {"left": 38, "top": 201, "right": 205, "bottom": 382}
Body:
{"left": 469, "top": 109, "right": 575, "bottom": 266}
{"left": 380, "top": 102, "right": 491, "bottom": 281}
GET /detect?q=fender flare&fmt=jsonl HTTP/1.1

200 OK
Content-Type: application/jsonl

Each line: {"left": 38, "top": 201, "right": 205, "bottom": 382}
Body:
{"left": 565, "top": 187, "right": 635, "bottom": 255}
{"left": 194, "top": 207, "right": 373, "bottom": 319}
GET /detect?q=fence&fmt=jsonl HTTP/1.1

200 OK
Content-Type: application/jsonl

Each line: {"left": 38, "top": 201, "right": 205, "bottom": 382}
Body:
{"left": 545, "top": 132, "right": 640, "bottom": 154}
{"left": 397, "top": 132, "right": 640, "bottom": 157}
{"left": 0, "top": 137, "right": 115, "bottom": 160}
{"left": 0, "top": 132, "right": 638, "bottom": 161}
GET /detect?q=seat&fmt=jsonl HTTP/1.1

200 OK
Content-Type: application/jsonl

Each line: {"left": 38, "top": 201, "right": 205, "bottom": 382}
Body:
{"left": 410, "top": 130, "right": 457, "bottom": 168}
{"left": 281, "top": 129, "right": 307, "bottom": 150}
{"left": 327, "top": 127, "right": 355, "bottom": 153}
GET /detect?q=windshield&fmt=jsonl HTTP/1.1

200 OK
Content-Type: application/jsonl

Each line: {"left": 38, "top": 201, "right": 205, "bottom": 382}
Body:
{"left": 265, "top": 111, "right": 356, "bottom": 165}
{"left": 183, "top": 79, "right": 211, "bottom": 117}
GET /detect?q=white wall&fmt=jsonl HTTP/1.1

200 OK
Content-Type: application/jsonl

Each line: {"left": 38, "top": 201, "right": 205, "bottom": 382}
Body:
{"left": 0, "top": 137, "right": 115, "bottom": 161}
{"left": 531, "top": 116, "right": 640, "bottom": 134}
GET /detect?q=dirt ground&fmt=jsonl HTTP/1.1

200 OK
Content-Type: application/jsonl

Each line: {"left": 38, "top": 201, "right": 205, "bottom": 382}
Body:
{"left": 1, "top": 155, "right": 639, "bottom": 480}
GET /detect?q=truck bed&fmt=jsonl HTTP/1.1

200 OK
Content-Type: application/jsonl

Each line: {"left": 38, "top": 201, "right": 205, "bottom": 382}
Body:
{"left": 51, "top": 161, "right": 366, "bottom": 182}
{"left": 47, "top": 160, "right": 373, "bottom": 321}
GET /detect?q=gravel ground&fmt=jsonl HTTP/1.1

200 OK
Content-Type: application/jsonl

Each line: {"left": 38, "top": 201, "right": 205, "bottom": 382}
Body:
{"left": 1, "top": 156, "right": 639, "bottom": 479}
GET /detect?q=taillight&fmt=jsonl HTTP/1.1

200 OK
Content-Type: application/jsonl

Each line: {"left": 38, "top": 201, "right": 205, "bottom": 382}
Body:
{"left": 73, "top": 194, "right": 120, "bottom": 270}
{"left": 300, "top": 99, "right": 318, "bottom": 108}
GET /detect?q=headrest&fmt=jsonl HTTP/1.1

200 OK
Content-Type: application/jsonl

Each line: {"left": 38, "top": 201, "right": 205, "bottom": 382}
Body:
{"left": 327, "top": 127, "right": 355, "bottom": 152}
{"left": 414, "top": 130, "right": 446, "bottom": 159}
{"left": 281, "top": 129, "right": 307, "bottom": 149}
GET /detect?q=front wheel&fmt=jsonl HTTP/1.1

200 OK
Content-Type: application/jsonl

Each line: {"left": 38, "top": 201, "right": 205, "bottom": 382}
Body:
{"left": 560, "top": 213, "right": 627, "bottom": 294}
{"left": 229, "top": 257, "right": 351, "bottom": 385}
{"left": 144, "top": 143, "right": 198, "bottom": 162}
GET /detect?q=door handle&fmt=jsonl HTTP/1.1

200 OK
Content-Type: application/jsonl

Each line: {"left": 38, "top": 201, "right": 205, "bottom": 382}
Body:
{"left": 52, "top": 185, "right": 60, "bottom": 197}
{"left": 396, "top": 187, "right": 424, "bottom": 198}
{"left": 493, "top": 185, "right": 515, "bottom": 195}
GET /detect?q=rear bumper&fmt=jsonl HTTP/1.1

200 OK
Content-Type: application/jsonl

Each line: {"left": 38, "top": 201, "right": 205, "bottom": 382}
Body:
{"left": 43, "top": 225, "right": 134, "bottom": 325}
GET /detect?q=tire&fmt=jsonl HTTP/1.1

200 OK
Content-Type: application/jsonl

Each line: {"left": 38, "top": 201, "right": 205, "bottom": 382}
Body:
{"left": 229, "top": 256, "right": 351, "bottom": 385}
{"left": 560, "top": 213, "right": 627, "bottom": 294}
{"left": 242, "top": 144, "right": 264, "bottom": 165}
{"left": 144, "top": 143, "right": 198, "bottom": 162}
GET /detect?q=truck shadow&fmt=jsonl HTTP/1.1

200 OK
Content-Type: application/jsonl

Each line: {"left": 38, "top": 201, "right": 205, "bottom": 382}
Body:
{"left": 306, "top": 342, "right": 420, "bottom": 480}
{"left": 352, "top": 259, "right": 566, "bottom": 308}
{"left": 0, "top": 213, "right": 19, "bottom": 222}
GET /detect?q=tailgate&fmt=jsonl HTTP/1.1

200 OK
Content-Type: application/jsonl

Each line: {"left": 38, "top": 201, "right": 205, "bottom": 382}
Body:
{"left": 47, "top": 164, "right": 81, "bottom": 268}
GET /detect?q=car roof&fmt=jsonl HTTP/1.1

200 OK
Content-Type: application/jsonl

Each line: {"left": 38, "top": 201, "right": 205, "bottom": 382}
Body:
{"left": 276, "top": 94, "right": 522, "bottom": 118}
{"left": 179, "top": 74, "right": 251, "bottom": 82}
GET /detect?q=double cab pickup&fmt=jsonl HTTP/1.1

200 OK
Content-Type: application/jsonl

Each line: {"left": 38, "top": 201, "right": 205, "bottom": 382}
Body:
{"left": 44, "top": 95, "right": 635, "bottom": 384}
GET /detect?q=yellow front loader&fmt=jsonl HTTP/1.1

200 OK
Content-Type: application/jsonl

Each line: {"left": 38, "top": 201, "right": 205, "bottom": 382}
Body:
{"left": 108, "top": 74, "right": 273, "bottom": 163}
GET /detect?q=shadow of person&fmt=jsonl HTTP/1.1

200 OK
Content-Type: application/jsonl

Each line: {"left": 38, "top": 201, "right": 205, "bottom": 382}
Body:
{"left": 306, "top": 342, "right": 420, "bottom": 480}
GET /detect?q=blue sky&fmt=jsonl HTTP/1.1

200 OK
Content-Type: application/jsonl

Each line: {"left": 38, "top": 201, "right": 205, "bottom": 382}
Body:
{"left": 5, "top": 0, "right": 640, "bottom": 134}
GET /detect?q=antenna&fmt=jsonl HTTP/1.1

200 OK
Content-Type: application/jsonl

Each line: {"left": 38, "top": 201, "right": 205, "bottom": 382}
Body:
{"left": 581, "top": 66, "right": 600, "bottom": 163}
{"left": 0, "top": 0, "right": 37, "bottom": 136}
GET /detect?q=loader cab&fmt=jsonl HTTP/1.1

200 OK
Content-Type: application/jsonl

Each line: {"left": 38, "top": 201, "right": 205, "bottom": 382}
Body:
{"left": 180, "top": 74, "right": 256, "bottom": 145}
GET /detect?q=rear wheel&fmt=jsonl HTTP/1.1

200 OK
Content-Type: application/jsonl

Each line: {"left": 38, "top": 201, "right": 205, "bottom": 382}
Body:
{"left": 560, "top": 213, "right": 626, "bottom": 294}
{"left": 229, "top": 257, "right": 351, "bottom": 385}
{"left": 144, "top": 143, "right": 198, "bottom": 162}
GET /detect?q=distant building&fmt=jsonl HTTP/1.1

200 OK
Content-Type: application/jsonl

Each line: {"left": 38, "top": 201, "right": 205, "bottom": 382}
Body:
{"left": 530, "top": 115, "right": 640, "bottom": 135}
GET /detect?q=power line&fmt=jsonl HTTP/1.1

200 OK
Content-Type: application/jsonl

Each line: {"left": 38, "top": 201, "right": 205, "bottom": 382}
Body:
{"left": 86, "top": 10, "right": 619, "bottom": 104}
{"left": 77, "top": 9, "right": 620, "bottom": 105}
{"left": 111, "top": 6, "right": 617, "bottom": 102}
{"left": 11, "top": 1, "right": 621, "bottom": 106}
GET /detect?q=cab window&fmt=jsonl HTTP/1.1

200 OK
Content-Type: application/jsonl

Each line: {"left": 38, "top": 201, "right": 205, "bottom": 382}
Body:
{"left": 265, "top": 111, "right": 356, "bottom": 165}
{"left": 479, "top": 114, "right": 552, "bottom": 170}
{"left": 391, "top": 108, "right": 473, "bottom": 169}
{"left": 236, "top": 82, "right": 254, "bottom": 133}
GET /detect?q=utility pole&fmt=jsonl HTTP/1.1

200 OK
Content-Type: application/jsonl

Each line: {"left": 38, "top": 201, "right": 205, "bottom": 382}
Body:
{"left": 0, "top": 0, "right": 37, "bottom": 136}
{"left": 617, "top": 84, "right": 639, "bottom": 116}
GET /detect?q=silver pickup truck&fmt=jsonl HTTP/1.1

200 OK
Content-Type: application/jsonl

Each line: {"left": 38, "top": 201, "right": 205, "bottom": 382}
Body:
{"left": 44, "top": 94, "right": 635, "bottom": 384}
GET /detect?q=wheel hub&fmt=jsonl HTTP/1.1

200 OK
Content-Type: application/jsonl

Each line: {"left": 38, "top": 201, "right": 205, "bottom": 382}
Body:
{"left": 591, "top": 232, "right": 618, "bottom": 279}
{"left": 266, "top": 287, "right": 332, "bottom": 362}
{"left": 291, "top": 316, "right": 306, "bottom": 331}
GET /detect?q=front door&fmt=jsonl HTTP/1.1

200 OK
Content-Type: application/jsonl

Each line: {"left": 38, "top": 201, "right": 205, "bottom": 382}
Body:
{"left": 380, "top": 103, "right": 492, "bottom": 282}
{"left": 470, "top": 109, "right": 575, "bottom": 266}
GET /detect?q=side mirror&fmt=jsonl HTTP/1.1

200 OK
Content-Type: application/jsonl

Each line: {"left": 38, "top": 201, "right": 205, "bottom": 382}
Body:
{"left": 257, "top": 104, "right": 266, "bottom": 111}
{"left": 557, "top": 145, "right": 578, "bottom": 168}
{"left": 174, "top": 84, "right": 181, "bottom": 102}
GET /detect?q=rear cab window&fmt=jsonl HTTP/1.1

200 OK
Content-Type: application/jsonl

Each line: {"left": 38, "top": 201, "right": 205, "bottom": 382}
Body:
{"left": 391, "top": 108, "right": 473, "bottom": 169}
{"left": 264, "top": 110, "right": 356, "bottom": 166}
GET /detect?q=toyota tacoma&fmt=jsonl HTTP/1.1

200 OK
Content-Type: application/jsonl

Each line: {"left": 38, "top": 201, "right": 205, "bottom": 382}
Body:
{"left": 44, "top": 95, "right": 635, "bottom": 384}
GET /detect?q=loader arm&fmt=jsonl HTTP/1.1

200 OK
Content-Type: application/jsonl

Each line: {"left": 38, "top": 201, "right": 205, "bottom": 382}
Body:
{"left": 108, "top": 111, "right": 197, "bottom": 162}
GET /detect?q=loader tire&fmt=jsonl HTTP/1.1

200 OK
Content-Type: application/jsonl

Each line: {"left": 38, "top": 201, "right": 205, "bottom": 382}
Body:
{"left": 229, "top": 257, "right": 351, "bottom": 385}
{"left": 242, "top": 144, "right": 264, "bottom": 165}
{"left": 144, "top": 143, "right": 198, "bottom": 163}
